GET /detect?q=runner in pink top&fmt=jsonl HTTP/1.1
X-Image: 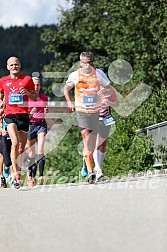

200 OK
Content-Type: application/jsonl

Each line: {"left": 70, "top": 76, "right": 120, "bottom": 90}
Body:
{"left": 27, "top": 77, "right": 49, "bottom": 187}
{"left": 28, "top": 93, "right": 48, "bottom": 123}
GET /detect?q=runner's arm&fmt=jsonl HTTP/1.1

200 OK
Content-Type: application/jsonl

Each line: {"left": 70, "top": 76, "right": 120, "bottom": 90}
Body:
{"left": 20, "top": 88, "right": 37, "bottom": 101}
{"left": 64, "top": 83, "right": 75, "bottom": 112}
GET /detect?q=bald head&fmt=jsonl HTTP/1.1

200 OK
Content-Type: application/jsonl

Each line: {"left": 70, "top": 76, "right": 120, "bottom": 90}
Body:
{"left": 7, "top": 56, "right": 21, "bottom": 77}
{"left": 7, "top": 56, "right": 20, "bottom": 66}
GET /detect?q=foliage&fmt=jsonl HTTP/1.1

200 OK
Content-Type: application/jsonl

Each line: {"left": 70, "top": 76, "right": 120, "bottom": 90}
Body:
{"left": 155, "top": 136, "right": 167, "bottom": 168}
{"left": 40, "top": 0, "right": 167, "bottom": 180}
{"left": 0, "top": 24, "right": 54, "bottom": 78}
{"left": 45, "top": 126, "right": 84, "bottom": 183}
{"left": 41, "top": 0, "right": 166, "bottom": 85}
{"left": 1, "top": 0, "right": 166, "bottom": 181}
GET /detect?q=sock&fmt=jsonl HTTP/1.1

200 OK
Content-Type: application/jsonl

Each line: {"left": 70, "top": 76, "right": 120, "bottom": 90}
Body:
{"left": 93, "top": 150, "right": 106, "bottom": 172}
{"left": 31, "top": 163, "right": 37, "bottom": 177}
{"left": 4, "top": 166, "right": 10, "bottom": 171}
{"left": 27, "top": 156, "right": 35, "bottom": 177}
{"left": 82, "top": 158, "right": 87, "bottom": 168}
{"left": 38, "top": 154, "right": 45, "bottom": 177}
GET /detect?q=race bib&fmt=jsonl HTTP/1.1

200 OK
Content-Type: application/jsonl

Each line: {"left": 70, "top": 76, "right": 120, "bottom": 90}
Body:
{"left": 8, "top": 93, "right": 23, "bottom": 104}
{"left": 103, "top": 115, "right": 115, "bottom": 126}
{"left": 82, "top": 94, "right": 97, "bottom": 105}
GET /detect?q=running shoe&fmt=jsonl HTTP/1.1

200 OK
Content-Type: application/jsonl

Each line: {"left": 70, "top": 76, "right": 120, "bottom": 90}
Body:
{"left": 37, "top": 176, "right": 44, "bottom": 185}
{"left": 27, "top": 177, "right": 35, "bottom": 187}
{"left": 95, "top": 170, "right": 105, "bottom": 182}
{"left": 95, "top": 174, "right": 106, "bottom": 182}
{"left": 88, "top": 173, "right": 96, "bottom": 184}
{"left": 1, "top": 176, "right": 7, "bottom": 188}
{"left": 81, "top": 160, "right": 88, "bottom": 177}
{"left": 3, "top": 166, "right": 10, "bottom": 178}
{"left": 14, "top": 174, "right": 21, "bottom": 189}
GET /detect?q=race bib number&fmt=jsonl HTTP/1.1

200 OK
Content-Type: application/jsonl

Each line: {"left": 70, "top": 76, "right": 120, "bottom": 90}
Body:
{"left": 8, "top": 93, "right": 23, "bottom": 104}
{"left": 103, "top": 115, "right": 115, "bottom": 126}
{"left": 82, "top": 94, "right": 97, "bottom": 105}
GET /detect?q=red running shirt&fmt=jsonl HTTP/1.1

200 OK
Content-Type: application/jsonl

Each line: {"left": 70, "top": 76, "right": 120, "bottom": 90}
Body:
{"left": 0, "top": 74, "right": 35, "bottom": 114}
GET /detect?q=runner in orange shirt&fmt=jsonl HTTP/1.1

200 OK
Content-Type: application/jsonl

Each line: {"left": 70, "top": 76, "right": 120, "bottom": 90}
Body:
{"left": 64, "top": 51, "right": 112, "bottom": 183}
{"left": 81, "top": 74, "right": 119, "bottom": 181}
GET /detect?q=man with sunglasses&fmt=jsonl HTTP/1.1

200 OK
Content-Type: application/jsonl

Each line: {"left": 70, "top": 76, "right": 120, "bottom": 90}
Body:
{"left": 64, "top": 51, "right": 112, "bottom": 184}
{"left": 81, "top": 67, "right": 119, "bottom": 182}
{"left": 0, "top": 56, "right": 37, "bottom": 189}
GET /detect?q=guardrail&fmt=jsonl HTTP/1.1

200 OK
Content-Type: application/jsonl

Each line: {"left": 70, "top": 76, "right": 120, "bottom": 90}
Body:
{"left": 136, "top": 121, "right": 167, "bottom": 167}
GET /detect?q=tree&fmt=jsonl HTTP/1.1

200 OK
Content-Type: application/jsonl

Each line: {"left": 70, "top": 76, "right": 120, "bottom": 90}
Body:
{"left": 41, "top": 0, "right": 167, "bottom": 180}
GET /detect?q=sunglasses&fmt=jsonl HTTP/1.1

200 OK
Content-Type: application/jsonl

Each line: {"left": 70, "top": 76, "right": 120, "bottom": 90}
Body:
{"left": 80, "top": 60, "right": 93, "bottom": 66}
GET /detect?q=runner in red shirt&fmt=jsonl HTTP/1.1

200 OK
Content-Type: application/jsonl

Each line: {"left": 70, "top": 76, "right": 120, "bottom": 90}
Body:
{"left": 0, "top": 56, "right": 37, "bottom": 189}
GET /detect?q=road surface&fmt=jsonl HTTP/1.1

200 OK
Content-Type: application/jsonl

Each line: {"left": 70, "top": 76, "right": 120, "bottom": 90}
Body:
{"left": 0, "top": 175, "right": 167, "bottom": 252}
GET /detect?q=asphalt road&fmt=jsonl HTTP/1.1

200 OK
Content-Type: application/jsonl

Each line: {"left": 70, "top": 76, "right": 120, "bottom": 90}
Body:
{"left": 0, "top": 175, "right": 167, "bottom": 252}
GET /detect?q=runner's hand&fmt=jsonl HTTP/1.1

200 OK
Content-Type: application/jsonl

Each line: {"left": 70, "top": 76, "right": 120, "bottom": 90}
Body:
{"left": 30, "top": 107, "right": 37, "bottom": 114}
{"left": 67, "top": 101, "right": 75, "bottom": 113}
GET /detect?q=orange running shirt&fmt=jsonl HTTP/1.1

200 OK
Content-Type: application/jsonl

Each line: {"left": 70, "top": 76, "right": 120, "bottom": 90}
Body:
{"left": 66, "top": 68, "right": 110, "bottom": 113}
